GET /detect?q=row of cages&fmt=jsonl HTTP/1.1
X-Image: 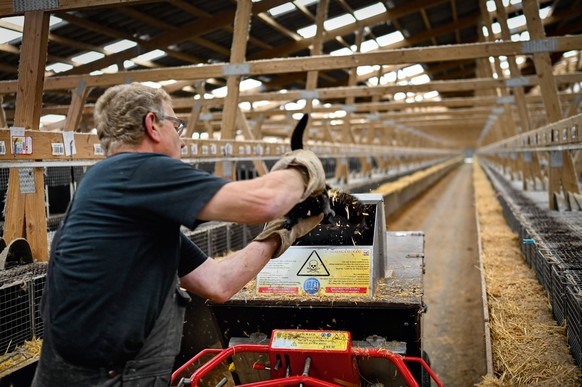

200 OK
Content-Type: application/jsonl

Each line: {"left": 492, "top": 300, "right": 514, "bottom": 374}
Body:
{"left": 520, "top": 122, "right": 579, "bottom": 148}
{"left": 0, "top": 157, "right": 375, "bottom": 229}
{"left": 0, "top": 155, "right": 445, "bottom": 231}
{"left": 482, "top": 162, "right": 582, "bottom": 368}
{"left": 479, "top": 113, "right": 582, "bottom": 153}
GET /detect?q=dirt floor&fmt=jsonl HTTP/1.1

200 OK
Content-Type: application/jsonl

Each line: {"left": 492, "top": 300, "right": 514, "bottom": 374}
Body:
{"left": 387, "top": 161, "right": 487, "bottom": 386}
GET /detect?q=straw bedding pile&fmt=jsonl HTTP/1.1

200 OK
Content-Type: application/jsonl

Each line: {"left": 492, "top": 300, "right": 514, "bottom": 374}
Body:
{"left": 0, "top": 338, "right": 42, "bottom": 375}
{"left": 473, "top": 160, "right": 581, "bottom": 386}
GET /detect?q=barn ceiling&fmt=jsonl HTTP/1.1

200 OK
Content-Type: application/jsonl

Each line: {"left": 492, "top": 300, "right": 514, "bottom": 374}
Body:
{"left": 0, "top": 0, "right": 581, "bottom": 149}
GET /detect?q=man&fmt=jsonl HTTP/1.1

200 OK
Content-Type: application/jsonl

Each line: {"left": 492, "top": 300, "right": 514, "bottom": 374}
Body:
{"left": 32, "top": 83, "right": 326, "bottom": 386}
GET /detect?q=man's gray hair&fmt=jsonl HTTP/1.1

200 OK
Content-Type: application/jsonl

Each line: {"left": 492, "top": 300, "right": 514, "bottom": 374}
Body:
{"left": 94, "top": 83, "right": 172, "bottom": 155}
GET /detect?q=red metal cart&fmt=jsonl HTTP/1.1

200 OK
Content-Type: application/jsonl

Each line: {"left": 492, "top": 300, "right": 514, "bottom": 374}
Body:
{"left": 172, "top": 329, "right": 442, "bottom": 387}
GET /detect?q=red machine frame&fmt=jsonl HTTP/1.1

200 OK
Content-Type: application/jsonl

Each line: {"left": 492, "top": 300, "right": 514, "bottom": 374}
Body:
{"left": 172, "top": 330, "right": 442, "bottom": 387}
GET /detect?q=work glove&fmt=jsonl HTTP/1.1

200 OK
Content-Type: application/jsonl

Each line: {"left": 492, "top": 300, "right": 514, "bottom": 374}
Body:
{"left": 271, "top": 149, "right": 326, "bottom": 201}
{"left": 254, "top": 213, "right": 324, "bottom": 258}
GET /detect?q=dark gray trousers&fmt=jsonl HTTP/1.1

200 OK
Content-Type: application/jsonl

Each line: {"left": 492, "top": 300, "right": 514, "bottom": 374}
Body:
{"left": 31, "top": 277, "right": 190, "bottom": 387}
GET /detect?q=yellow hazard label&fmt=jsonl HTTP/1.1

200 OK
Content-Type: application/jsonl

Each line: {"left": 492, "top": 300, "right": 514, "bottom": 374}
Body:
{"left": 257, "top": 247, "right": 372, "bottom": 297}
{"left": 271, "top": 330, "right": 350, "bottom": 351}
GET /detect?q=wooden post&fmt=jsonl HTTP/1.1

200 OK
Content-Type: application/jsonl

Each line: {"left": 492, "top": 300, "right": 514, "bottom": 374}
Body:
{"left": 0, "top": 95, "right": 7, "bottom": 128}
{"left": 304, "top": 0, "right": 328, "bottom": 127}
{"left": 220, "top": 0, "right": 251, "bottom": 140}
{"left": 217, "top": 0, "right": 252, "bottom": 179}
{"left": 64, "top": 80, "right": 90, "bottom": 132}
{"left": 3, "top": 11, "right": 50, "bottom": 260}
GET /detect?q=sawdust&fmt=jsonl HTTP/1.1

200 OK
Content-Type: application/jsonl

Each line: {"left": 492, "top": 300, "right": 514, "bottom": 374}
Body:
{"left": 473, "top": 160, "right": 582, "bottom": 386}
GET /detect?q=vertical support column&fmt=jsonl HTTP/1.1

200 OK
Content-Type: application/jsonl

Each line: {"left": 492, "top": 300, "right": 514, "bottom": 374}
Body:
{"left": 0, "top": 95, "right": 7, "bottom": 128}
{"left": 220, "top": 0, "right": 251, "bottom": 139}
{"left": 493, "top": 0, "right": 544, "bottom": 189}
{"left": 304, "top": 0, "right": 327, "bottom": 132}
{"left": 218, "top": 0, "right": 252, "bottom": 179}
{"left": 3, "top": 11, "right": 50, "bottom": 260}
{"left": 522, "top": 0, "right": 579, "bottom": 209}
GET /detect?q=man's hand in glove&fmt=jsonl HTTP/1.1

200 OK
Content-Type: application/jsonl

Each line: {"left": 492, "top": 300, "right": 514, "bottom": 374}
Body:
{"left": 271, "top": 149, "right": 326, "bottom": 201}
{"left": 254, "top": 213, "right": 324, "bottom": 258}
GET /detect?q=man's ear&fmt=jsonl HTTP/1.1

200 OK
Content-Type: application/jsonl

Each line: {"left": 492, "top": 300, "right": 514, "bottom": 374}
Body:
{"left": 144, "top": 112, "right": 162, "bottom": 143}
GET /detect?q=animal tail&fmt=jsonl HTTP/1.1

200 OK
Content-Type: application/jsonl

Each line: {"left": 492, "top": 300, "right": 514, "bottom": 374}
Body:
{"left": 290, "top": 114, "right": 309, "bottom": 151}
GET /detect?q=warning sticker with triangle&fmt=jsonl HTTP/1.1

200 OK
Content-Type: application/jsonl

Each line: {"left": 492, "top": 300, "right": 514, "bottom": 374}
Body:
{"left": 297, "top": 250, "right": 330, "bottom": 276}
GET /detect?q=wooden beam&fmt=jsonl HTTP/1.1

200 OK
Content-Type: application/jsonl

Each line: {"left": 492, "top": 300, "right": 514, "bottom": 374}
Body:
{"left": 220, "top": 0, "right": 251, "bottom": 141}
{"left": 1, "top": 36, "right": 580, "bottom": 95}
{"left": 64, "top": 81, "right": 90, "bottom": 132}
{"left": 4, "top": 11, "right": 50, "bottom": 261}
{"left": 0, "top": 0, "right": 157, "bottom": 17}
{"left": 0, "top": 94, "right": 6, "bottom": 127}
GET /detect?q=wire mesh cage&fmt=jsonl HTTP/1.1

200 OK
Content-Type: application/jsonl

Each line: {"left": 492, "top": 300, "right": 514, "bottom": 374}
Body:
{"left": 208, "top": 224, "right": 228, "bottom": 257}
{"left": 185, "top": 222, "right": 264, "bottom": 258}
{"left": 565, "top": 270, "right": 582, "bottom": 368}
{"left": 227, "top": 223, "right": 246, "bottom": 252}
{"left": 550, "top": 249, "right": 582, "bottom": 325}
{"left": 0, "top": 262, "right": 47, "bottom": 355}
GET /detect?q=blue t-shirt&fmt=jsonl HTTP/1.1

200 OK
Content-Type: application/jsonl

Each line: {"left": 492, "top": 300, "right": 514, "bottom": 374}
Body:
{"left": 46, "top": 152, "right": 229, "bottom": 367}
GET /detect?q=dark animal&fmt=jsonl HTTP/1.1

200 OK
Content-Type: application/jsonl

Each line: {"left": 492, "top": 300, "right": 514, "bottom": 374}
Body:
{"left": 282, "top": 114, "right": 334, "bottom": 230}
{"left": 282, "top": 114, "right": 373, "bottom": 245}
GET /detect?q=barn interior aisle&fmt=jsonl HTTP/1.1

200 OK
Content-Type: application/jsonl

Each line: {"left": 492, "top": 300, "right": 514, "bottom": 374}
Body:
{"left": 387, "top": 161, "right": 487, "bottom": 386}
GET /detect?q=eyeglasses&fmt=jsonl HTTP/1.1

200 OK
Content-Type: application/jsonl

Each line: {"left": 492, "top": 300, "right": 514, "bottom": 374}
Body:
{"left": 159, "top": 115, "right": 186, "bottom": 136}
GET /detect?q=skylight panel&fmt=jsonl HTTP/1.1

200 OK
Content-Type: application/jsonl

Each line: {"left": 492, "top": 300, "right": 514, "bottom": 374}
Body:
{"left": 0, "top": 15, "right": 60, "bottom": 43}
{"left": 269, "top": 3, "right": 295, "bottom": 16}
{"left": 424, "top": 91, "right": 440, "bottom": 100}
{"left": 124, "top": 60, "right": 137, "bottom": 70}
{"left": 394, "top": 92, "right": 406, "bottom": 101}
{"left": 49, "top": 16, "right": 64, "bottom": 27}
{"left": 71, "top": 51, "right": 105, "bottom": 65}
{"left": 376, "top": 31, "right": 404, "bottom": 47}
{"left": 240, "top": 78, "right": 263, "bottom": 91}
{"left": 324, "top": 14, "right": 355, "bottom": 31}
{"left": 297, "top": 25, "right": 316, "bottom": 39}
{"left": 46, "top": 63, "right": 73, "bottom": 73}
{"left": 379, "top": 71, "right": 397, "bottom": 84}
{"left": 402, "top": 64, "right": 424, "bottom": 77}
{"left": 40, "top": 114, "right": 65, "bottom": 126}
{"left": 105, "top": 39, "right": 137, "bottom": 53}
{"left": 539, "top": 6, "right": 551, "bottom": 19}
{"left": 354, "top": 3, "right": 386, "bottom": 21}
{"left": 360, "top": 39, "right": 379, "bottom": 53}
{"left": 356, "top": 65, "right": 378, "bottom": 76}
{"left": 1, "top": 16, "right": 24, "bottom": 26}
{"left": 330, "top": 47, "right": 353, "bottom": 56}
{"left": 294, "top": 0, "right": 318, "bottom": 6}
{"left": 486, "top": 1, "right": 496, "bottom": 12}
{"left": 410, "top": 74, "right": 431, "bottom": 85}
{"left": 507, "top": 14, "right": 526, "bottom": 29}
{"left": 134, "top": 49, "right": 166, "bottom": 62}
{"left": 212, "top": 78, "right": 263, "bottom": 97}
{"left": 285, "top": 99, "right": 306, "bottom": 110}
{"left": 141, "top": 81, "right": 162, "bottom": 88}
{"left": 0, "top": 28, "right": 20, "bottom": 43}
